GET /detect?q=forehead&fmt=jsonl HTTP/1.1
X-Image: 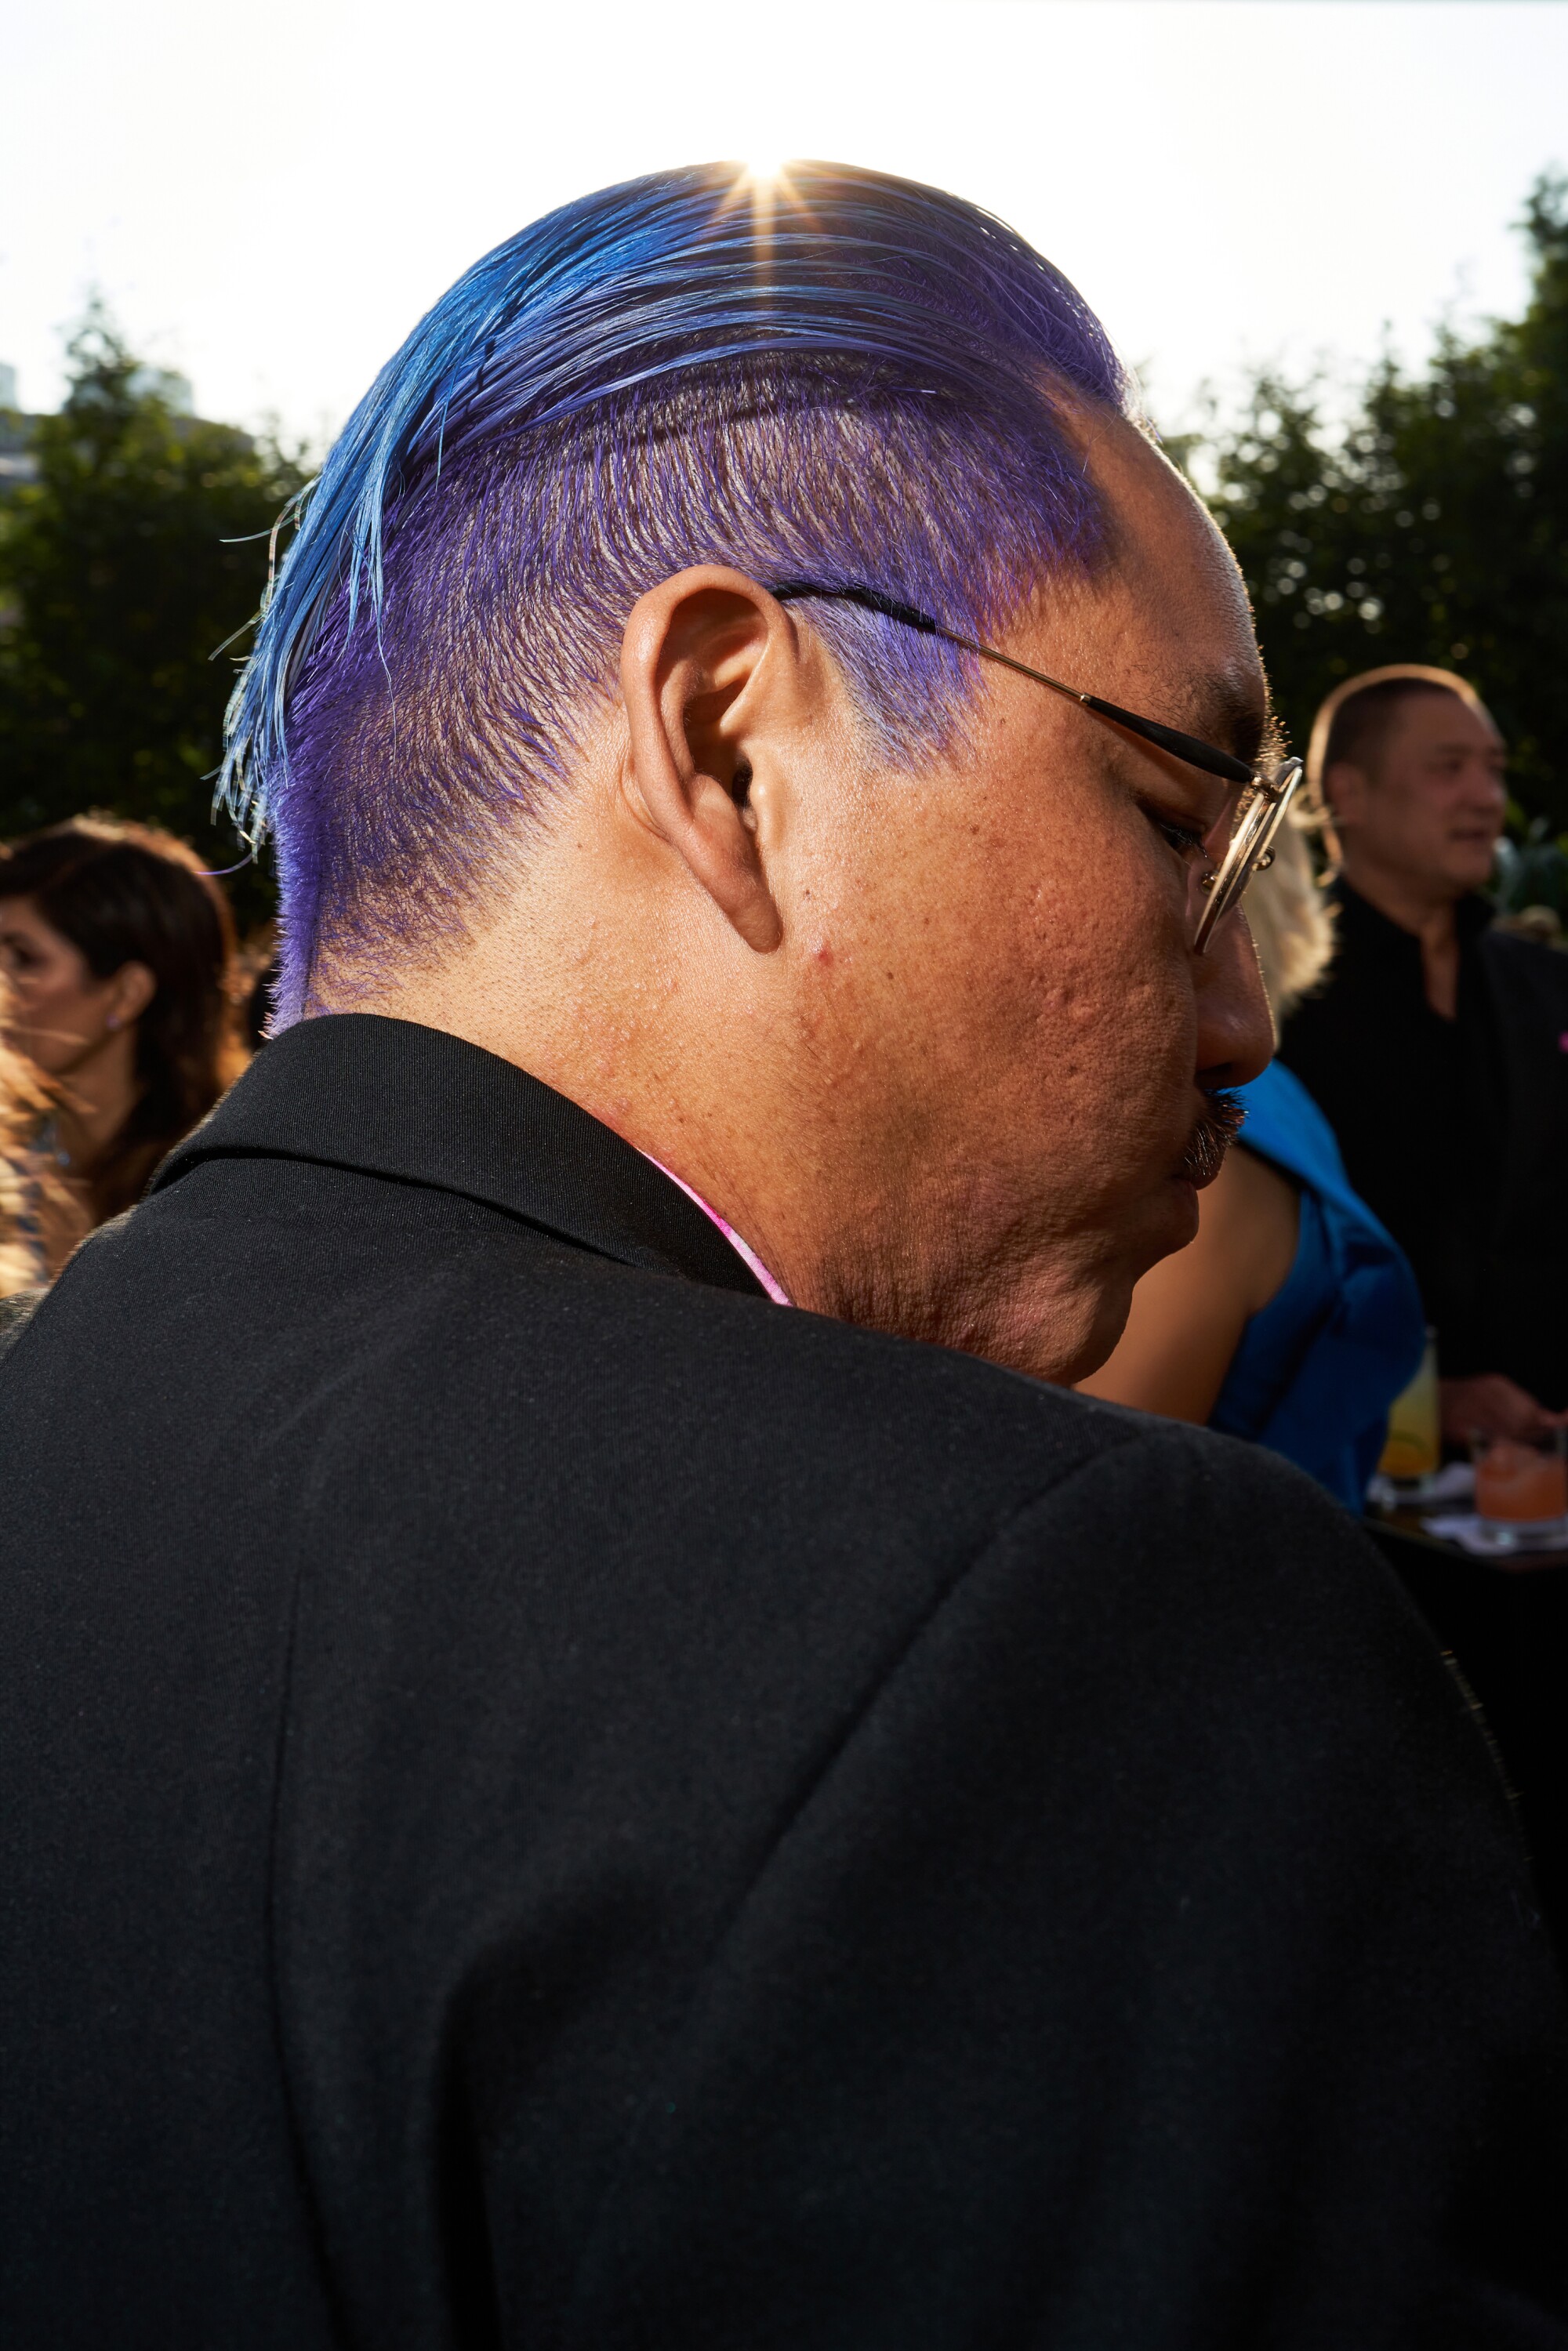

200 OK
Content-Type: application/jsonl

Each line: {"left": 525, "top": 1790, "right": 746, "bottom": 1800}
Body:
{"left": 1388, "top": 691, "right": 1504, "bottom": 760}
{"left": 1073, "top": 411, "right": 1266, "bottom": 749}
{"left": 0, "top": 895, "right": 65, "bottom": 946}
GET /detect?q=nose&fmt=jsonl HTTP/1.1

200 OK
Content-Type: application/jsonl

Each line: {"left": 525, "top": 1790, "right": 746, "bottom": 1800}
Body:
{"left": 1193, "top": 906, "right": 1273, "bottom": 1090}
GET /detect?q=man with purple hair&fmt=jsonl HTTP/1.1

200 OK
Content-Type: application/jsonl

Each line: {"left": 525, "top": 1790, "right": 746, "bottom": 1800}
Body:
{"left": 2, "top": 164, "right": 1565, "bottom": 2346}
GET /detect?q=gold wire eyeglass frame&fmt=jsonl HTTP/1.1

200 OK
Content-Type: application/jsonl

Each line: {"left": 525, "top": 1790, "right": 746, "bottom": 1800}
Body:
{"left": 771, "top": 582, "right": 1305, "bottom": 953}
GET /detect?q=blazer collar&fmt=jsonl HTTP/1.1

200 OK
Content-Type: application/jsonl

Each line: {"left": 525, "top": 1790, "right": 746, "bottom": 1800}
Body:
{"left": 1332, "top": 878, "right": 1494, "bottom": 962}
{"left": 153, "top": 1014, "right": 768, "bottom": 1299}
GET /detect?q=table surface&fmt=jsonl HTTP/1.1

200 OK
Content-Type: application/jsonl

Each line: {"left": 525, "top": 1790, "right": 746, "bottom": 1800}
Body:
{"left": 1369, "top": 1499, "right": 1568, "bottom": 1574}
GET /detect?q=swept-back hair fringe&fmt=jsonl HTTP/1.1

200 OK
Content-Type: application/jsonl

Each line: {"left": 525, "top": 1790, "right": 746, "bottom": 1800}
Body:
{"left": 219, "top": 161, "right": 1132, "bottom": 1025}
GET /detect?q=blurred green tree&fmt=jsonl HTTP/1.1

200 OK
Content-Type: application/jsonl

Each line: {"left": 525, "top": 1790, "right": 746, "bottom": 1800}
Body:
{"left": 0, "top": 303, "right": 307, "bottom": 925}
{"left": 1196, "top": 172, "right": 1568, "bottom": 842}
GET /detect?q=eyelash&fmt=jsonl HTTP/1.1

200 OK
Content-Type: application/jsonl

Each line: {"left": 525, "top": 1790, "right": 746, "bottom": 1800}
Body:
{"left": 1144, "top": 805, "right": 1210, "bottom": 863}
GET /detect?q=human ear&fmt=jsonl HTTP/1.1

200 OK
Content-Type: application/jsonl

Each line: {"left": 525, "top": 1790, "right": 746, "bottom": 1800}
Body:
{"left": 107, "top": 960, "right": 156, "bottom": 1030}
{"left": 619, "top": 564, "right": 798, "bottom": 954}
{"left": 1323, "top": 759, "right": 1369, "bottom": 833}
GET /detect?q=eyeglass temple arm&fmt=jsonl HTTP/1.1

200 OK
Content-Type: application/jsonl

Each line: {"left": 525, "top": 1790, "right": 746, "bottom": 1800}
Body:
{"left": 771, "top": 581, "right": 1260, "bottom": 791}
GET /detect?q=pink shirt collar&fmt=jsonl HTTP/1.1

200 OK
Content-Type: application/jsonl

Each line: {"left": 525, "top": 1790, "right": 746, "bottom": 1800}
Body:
{"left": 643, "top": 1156, "right": 793, "bottom": 1304}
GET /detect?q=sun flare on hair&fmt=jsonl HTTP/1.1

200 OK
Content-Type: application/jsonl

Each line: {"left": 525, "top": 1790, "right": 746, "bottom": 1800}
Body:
{"left": 723, "top": 154, "right": 799, "bottom": 236}
{"left": 714, "top": 156, "right": 804, "bottom": 231}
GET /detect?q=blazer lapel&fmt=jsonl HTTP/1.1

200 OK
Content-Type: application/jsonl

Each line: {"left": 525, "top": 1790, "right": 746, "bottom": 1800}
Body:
{"left": 153, "top": 1014, "right": 768, "bottom": 1298}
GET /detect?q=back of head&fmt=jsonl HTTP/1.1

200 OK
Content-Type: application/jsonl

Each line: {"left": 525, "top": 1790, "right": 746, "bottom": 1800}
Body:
{"left": 220, "top": 161, "right": 1134, "bottom": 1025}
{"left": 0, "top": 817, "right": 241, "bottom": 1214}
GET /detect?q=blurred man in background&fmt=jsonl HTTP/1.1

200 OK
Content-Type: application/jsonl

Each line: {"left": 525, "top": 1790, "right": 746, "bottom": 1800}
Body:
{"left": 1282, "top": 666, "right": 1568, "bottom": 1441}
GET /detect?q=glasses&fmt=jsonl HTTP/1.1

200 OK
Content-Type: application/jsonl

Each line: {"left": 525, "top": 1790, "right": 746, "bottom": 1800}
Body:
{"left": 771, "top": 582, "right": 1304, "bottom": 952}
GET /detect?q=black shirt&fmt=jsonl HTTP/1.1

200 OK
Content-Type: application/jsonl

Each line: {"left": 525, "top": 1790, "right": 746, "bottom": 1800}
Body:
{"left": 2, "top": 1014, "right": 1566, "bottom": 2347}
{"left": 1280, "top": 880, "right": 1568, "bottom": 1406}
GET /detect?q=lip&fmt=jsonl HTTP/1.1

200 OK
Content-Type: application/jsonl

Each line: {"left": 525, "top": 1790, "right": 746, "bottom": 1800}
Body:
{"left": 1169, "top": 1143, "right": 1232, "bottom": 1196}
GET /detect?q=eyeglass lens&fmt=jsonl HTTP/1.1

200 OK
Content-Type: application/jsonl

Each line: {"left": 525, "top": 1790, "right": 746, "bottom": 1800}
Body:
{"left": 1192, "top": 759, "right": 1305, "bottom": 951}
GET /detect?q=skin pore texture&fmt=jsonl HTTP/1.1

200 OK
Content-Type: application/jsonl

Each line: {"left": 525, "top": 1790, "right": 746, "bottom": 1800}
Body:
{"left": 342, "top": 410, "right": 1274, "bottom": 1387}
{"left": 0, "top": 894, "right": 151, "bottom": 1263}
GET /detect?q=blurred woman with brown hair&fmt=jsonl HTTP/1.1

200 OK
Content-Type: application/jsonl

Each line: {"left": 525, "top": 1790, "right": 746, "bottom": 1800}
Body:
{"left": 0, "top": 817, "right": 246, "bottom": 1239}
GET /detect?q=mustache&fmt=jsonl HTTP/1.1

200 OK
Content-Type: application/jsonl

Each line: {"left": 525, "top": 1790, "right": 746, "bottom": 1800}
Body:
{"left": 1176, "top": 1088, "right": 1245, "bottom": 1188}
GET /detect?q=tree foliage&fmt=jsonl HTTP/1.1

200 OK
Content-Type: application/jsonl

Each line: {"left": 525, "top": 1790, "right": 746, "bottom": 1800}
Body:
{"left": 1196, "top": 173, "right": 1568, "bottom": 840}
{"left": 0, "top": 306, "right": 306, "bottom": 922}
{"left": 4, "top": 199, "right": 1565, "bottom": 922}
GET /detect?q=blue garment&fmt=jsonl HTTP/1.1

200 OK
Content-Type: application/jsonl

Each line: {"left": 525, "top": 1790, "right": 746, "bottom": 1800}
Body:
{"left": 1210, "top": 1059, "right": 1425, "bottom": 1513}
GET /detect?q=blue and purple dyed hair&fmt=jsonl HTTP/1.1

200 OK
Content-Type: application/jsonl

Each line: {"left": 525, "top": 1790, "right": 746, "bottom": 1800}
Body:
{"left": 220, "top": 161, "right": 1133, "bottom": 1024}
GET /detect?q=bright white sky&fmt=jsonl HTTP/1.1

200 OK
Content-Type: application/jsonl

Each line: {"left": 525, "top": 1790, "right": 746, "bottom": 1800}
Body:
{"left": 4, "top": 1, "right": 1566, "bottom": 444}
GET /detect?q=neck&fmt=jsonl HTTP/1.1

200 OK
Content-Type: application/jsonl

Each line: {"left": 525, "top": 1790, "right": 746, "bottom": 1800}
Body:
{"left": 1340, "top": 850, "right": 1458, "bottom": 943}
{"left": 53, "top": 1028, "right": 143, "bottom": 1173}
{"left": 1340, "top": 854, "right": 1462, "bottom": 1019}
{"left": 347, "top": 960, "right": 1100, "bottom": 1384}
{"left": 325, "top": 851, "right": 1102, "bottom": 1389}
{"left": 335, "top": 912, "right": 811, "bottom": 1291}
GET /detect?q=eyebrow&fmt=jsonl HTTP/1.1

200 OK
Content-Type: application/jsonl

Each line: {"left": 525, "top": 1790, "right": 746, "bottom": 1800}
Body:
{"left": 1194, "top": 677, "right": 1269, "bottom": 771}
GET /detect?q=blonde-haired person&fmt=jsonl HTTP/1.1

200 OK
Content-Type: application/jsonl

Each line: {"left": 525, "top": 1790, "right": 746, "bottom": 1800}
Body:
{"left": 1080, "top": 810, "right": 1425, "bottom": 1511}
{"left": 0, "top": 1034, "right": 87, "bottom": 1322}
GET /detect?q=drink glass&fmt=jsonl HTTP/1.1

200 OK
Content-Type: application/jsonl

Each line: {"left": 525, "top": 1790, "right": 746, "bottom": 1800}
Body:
{"left": 1379, "top": 1330, "right": 1440, "bottom": 1496}
{"left": 1471, "top": 1428, "right": 1568, "bottom": 1547}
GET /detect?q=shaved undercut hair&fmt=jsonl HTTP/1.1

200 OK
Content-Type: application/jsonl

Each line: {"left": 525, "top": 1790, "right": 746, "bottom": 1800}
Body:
{"left": 222, "top": 162, "right": 1134, "bottom": 1025}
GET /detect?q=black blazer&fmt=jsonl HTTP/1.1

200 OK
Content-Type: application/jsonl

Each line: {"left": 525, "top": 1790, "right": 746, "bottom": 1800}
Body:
{"left": 2, "top": 1014, "right": 1565, "bottom": 2349}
